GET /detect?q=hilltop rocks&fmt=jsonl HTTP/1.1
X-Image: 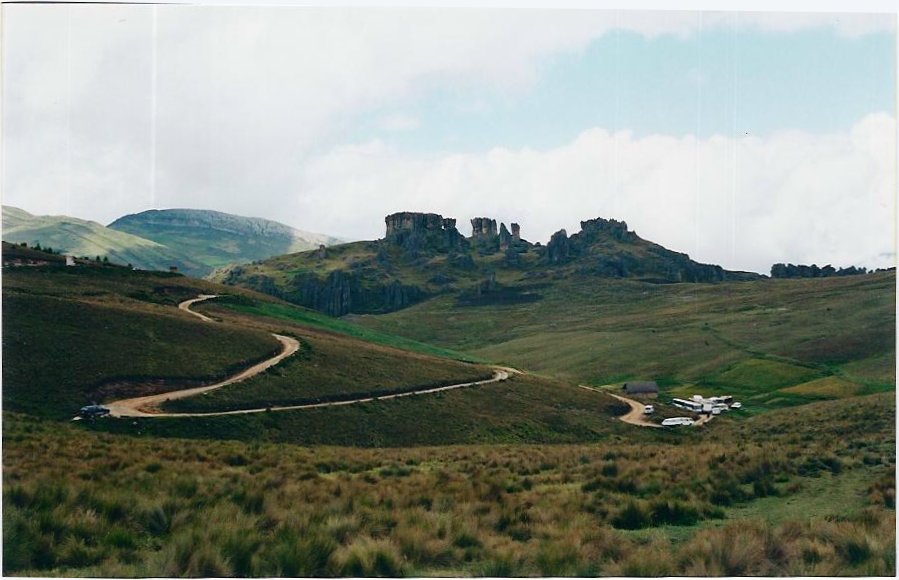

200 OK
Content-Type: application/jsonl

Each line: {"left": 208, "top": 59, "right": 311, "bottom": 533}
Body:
{"left": 384, "top": 212, "right": 466, "bottom": 252}
{"left": 385, "top": 212, "right": 444, "bottom": 238}
{"left": 577, "top": 217, "right": 637, "bottom": 243}
{"left": 546, "top": 229, "right": 571, "bottom": 264}
{"left": 221, "top": 209, "right": 756, "bottom": 319}
{"left": 499, "top": 223, "right": 512, "bottom": 250}
{"left": 470, "top": 217, "right": 497, "bottom": 239}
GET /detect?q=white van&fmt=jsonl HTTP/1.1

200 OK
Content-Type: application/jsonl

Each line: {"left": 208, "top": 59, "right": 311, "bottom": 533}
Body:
{"left": 643, "top": 405, "right": 654, "bottom": 415}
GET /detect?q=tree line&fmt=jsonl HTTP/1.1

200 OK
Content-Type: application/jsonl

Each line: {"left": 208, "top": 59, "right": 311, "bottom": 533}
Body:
{"left": 770, "top": 263, "right": 894, "bottom": 278}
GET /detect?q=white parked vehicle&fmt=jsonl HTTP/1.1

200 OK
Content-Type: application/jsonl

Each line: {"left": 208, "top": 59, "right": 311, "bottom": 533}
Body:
{"left": 643, "top": 405, "right": 654, "bottom": 415}
{"left": 662, "top": 417, "right": 694, "bottom": 427}
{"left": 711, "top": 407, "right": 722, "bottom": 416}
{"left": 730, "top": 402, "right": 742, "bottom": 409}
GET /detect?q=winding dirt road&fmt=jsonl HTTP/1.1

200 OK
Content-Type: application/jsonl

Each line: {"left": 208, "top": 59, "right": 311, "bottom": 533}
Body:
{"left": 105, "top": 295, "right": 512, "bottom": 418}
{"left": 578, "top": 385, "right": 661, "bottom": 428}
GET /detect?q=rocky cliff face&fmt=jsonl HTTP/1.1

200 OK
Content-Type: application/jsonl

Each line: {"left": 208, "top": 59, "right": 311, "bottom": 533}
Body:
{"left": 384, "top": 212, "right": 466, "bottom": 253}
{"left": 546, "top": 229, "right": 571, "bottom": 264}
{"left": 499, "top": 223, "right": 512, "bottom": 250}
{"left": 470, "top": 218, "right": 497, "bottom": 239}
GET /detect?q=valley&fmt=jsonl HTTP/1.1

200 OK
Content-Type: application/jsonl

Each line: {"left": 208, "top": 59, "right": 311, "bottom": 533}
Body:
{"left": 2, "top": 219, "right": 894, "bottom": 576}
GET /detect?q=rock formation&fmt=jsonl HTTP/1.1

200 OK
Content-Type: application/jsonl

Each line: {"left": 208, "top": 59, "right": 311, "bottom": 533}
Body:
{"left": 384, "top": 212, "right": 465, "bottom": 252}
{"left": 499, "top": 223, "right": 512, "bottom": 250}
{"left": 576, "top": 217, "right": 637, "bottom": 243}
{"left": 385, "top": 212, "right": 444, "bottom": 239}
{"left": 511, "top": 223, "right": 521, "bottom": 242}
{"left": 546, "top": 229, "right": 570, "bottom": 264}
{"left": 470, "top": 217, "right": 497, "bottom": 239}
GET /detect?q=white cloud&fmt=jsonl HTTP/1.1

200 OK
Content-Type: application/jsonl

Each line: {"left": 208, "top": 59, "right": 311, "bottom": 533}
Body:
{"left": 2, "top": 3, "right": 895, "bottom": 268}
{"left": 376, "top": 113, "right": 421, "bottom": 132}
{"left": 292, "top": 113, "right": 896, "bottom": 274}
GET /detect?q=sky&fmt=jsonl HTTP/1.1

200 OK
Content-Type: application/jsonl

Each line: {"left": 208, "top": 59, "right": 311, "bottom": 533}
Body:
{"left": 2, "top": 3, "right": 896, "bottom": 274}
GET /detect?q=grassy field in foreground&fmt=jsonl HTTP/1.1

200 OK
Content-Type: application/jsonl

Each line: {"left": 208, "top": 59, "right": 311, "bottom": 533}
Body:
{"left": 4, "top": 392, "right": 894, "bottom": 577}
{"left": 358, "top": 273, "right": 895, "bottom": 412}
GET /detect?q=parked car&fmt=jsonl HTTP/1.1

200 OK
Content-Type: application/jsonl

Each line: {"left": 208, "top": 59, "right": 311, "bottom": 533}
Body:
{"left": 730, "top": 402, "right": 743, "bottom": 409}
{"left": 643, "top": 405, "right": 654, "bottom": 415}
{"left": 79, "top": 404, "right": 110, "bottom": 419}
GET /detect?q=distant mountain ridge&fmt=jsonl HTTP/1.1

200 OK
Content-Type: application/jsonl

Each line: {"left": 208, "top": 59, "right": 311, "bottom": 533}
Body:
{"left": 213, "top": 210, "right": 762, "bottom": 316}
{"left": 108, "top": 209, "right": 342, "bottom": 274}
{"left": 1, "top": 206, "right": 204, "bottom": 273}
{"left": 2, "top": 206, "right": 342, "bottom": 276}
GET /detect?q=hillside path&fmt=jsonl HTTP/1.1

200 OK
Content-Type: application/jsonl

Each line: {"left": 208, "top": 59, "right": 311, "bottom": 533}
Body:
{"left": 106, "top": 295, "right": 512, "bottom": 418}
{"left": 579, "top": 385, "right": 662, "bottom": 428}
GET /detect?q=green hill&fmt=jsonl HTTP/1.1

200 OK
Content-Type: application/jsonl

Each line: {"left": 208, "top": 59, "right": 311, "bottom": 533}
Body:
{"left": 358, "top": 271, "right": 895, "bottom": 411}
{"left": 108, "top": 208, "right": 343, "bottom": 275}
{"left": 2, "top": 259, "right": 619, "bottom": 444}
{"left": 212, "top": 211, "right": 761, "bottom": 317}
{"left": 2, "top": 206, "right": 202, "bottom": 273}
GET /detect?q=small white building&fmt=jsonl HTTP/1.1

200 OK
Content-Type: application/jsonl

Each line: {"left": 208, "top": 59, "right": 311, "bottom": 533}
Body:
{"left": 65, "top": 255, "right": 75, "bottom": 266}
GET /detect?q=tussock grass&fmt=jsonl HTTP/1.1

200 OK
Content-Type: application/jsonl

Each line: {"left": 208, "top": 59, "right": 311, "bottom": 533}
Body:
{"left": 4, "top": 392, "right": 894, "bottom": 576}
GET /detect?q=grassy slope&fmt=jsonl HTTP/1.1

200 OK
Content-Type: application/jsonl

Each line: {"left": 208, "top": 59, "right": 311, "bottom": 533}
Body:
{"left": 2, "top": 269, "right": 280, "bottom": 419}
{"left": 358, "top": 272, "right": 895, "bottom": 412}
{"left": 4, "top": 392, "right": 894, "bottom": 576}
{"left": 214, "top": 300, "right": 483, "bottom": 362}
{"left": 1, "top": 266, "right": 499, "bottom": 416}
{"left": 162, "top": 308, "right": 494, "bottom": 413}
{"left": 91, "top": 373, "right": 630, "bottom": 446}
{"left": 2, "top": 206, "right": 203, "bottom": 273}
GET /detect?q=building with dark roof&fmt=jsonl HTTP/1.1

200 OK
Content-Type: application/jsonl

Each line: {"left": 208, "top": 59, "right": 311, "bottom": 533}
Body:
{"left": 622, "top": 381, "right": 659, "bottom": 396}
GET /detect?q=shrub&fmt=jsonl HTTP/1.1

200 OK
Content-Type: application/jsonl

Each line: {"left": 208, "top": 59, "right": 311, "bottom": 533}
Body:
{"left": 612, "top": 501, "right": 651, "bottom": 530}
{"left": 330, "top": 536, "right": 405, "bottom": 577}
{"left": 650, "top": 500, "right": 700, "bottom": 526}
{"left": 535, "top": 539, "right": 581, "bottom": 576}
{"left": 265, "top": 532, "right": 337, "bottom": 577}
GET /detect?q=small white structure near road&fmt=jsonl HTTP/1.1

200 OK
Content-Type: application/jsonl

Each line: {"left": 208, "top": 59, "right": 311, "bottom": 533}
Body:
{"left": 662, "top": 417, "right": 694, "bottom": 427}
{"left": 65, "top": 255, "right": 75, "bottom": 266}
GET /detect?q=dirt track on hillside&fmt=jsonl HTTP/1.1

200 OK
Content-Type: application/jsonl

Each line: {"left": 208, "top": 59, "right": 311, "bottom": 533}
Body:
{"left": 579, "top": 385, "right": 662, "bottom": 428}
{"left": 105, "top": 295, "right": 513, "bottom": 418}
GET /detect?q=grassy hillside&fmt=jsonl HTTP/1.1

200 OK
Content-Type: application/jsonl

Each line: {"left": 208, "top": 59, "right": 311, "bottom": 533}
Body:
{"left": 2, "top": 269, "right": 281, "bottom": 419}
{"left": 358, "top": 272, "right": 895, "bottom": 413}
{"left": 161, "top": 315, "right": 493, "bottom": 413}
{"left": 4, "top": 391, "right": 894, "bottom": 576}
{"left": 212, "top": 213, "right": 759, "bottom": 317}
{"left": 93, "top": 373, "right": 630, "bottom": 446}
{"left": 108, "top": 208, "right": 343, "bottom": 273}
{"left": 2, "top": 206, "right": 203, "bottom": 274}
{"left": 1, "top": 262, "right": 550, "bottom": 436}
